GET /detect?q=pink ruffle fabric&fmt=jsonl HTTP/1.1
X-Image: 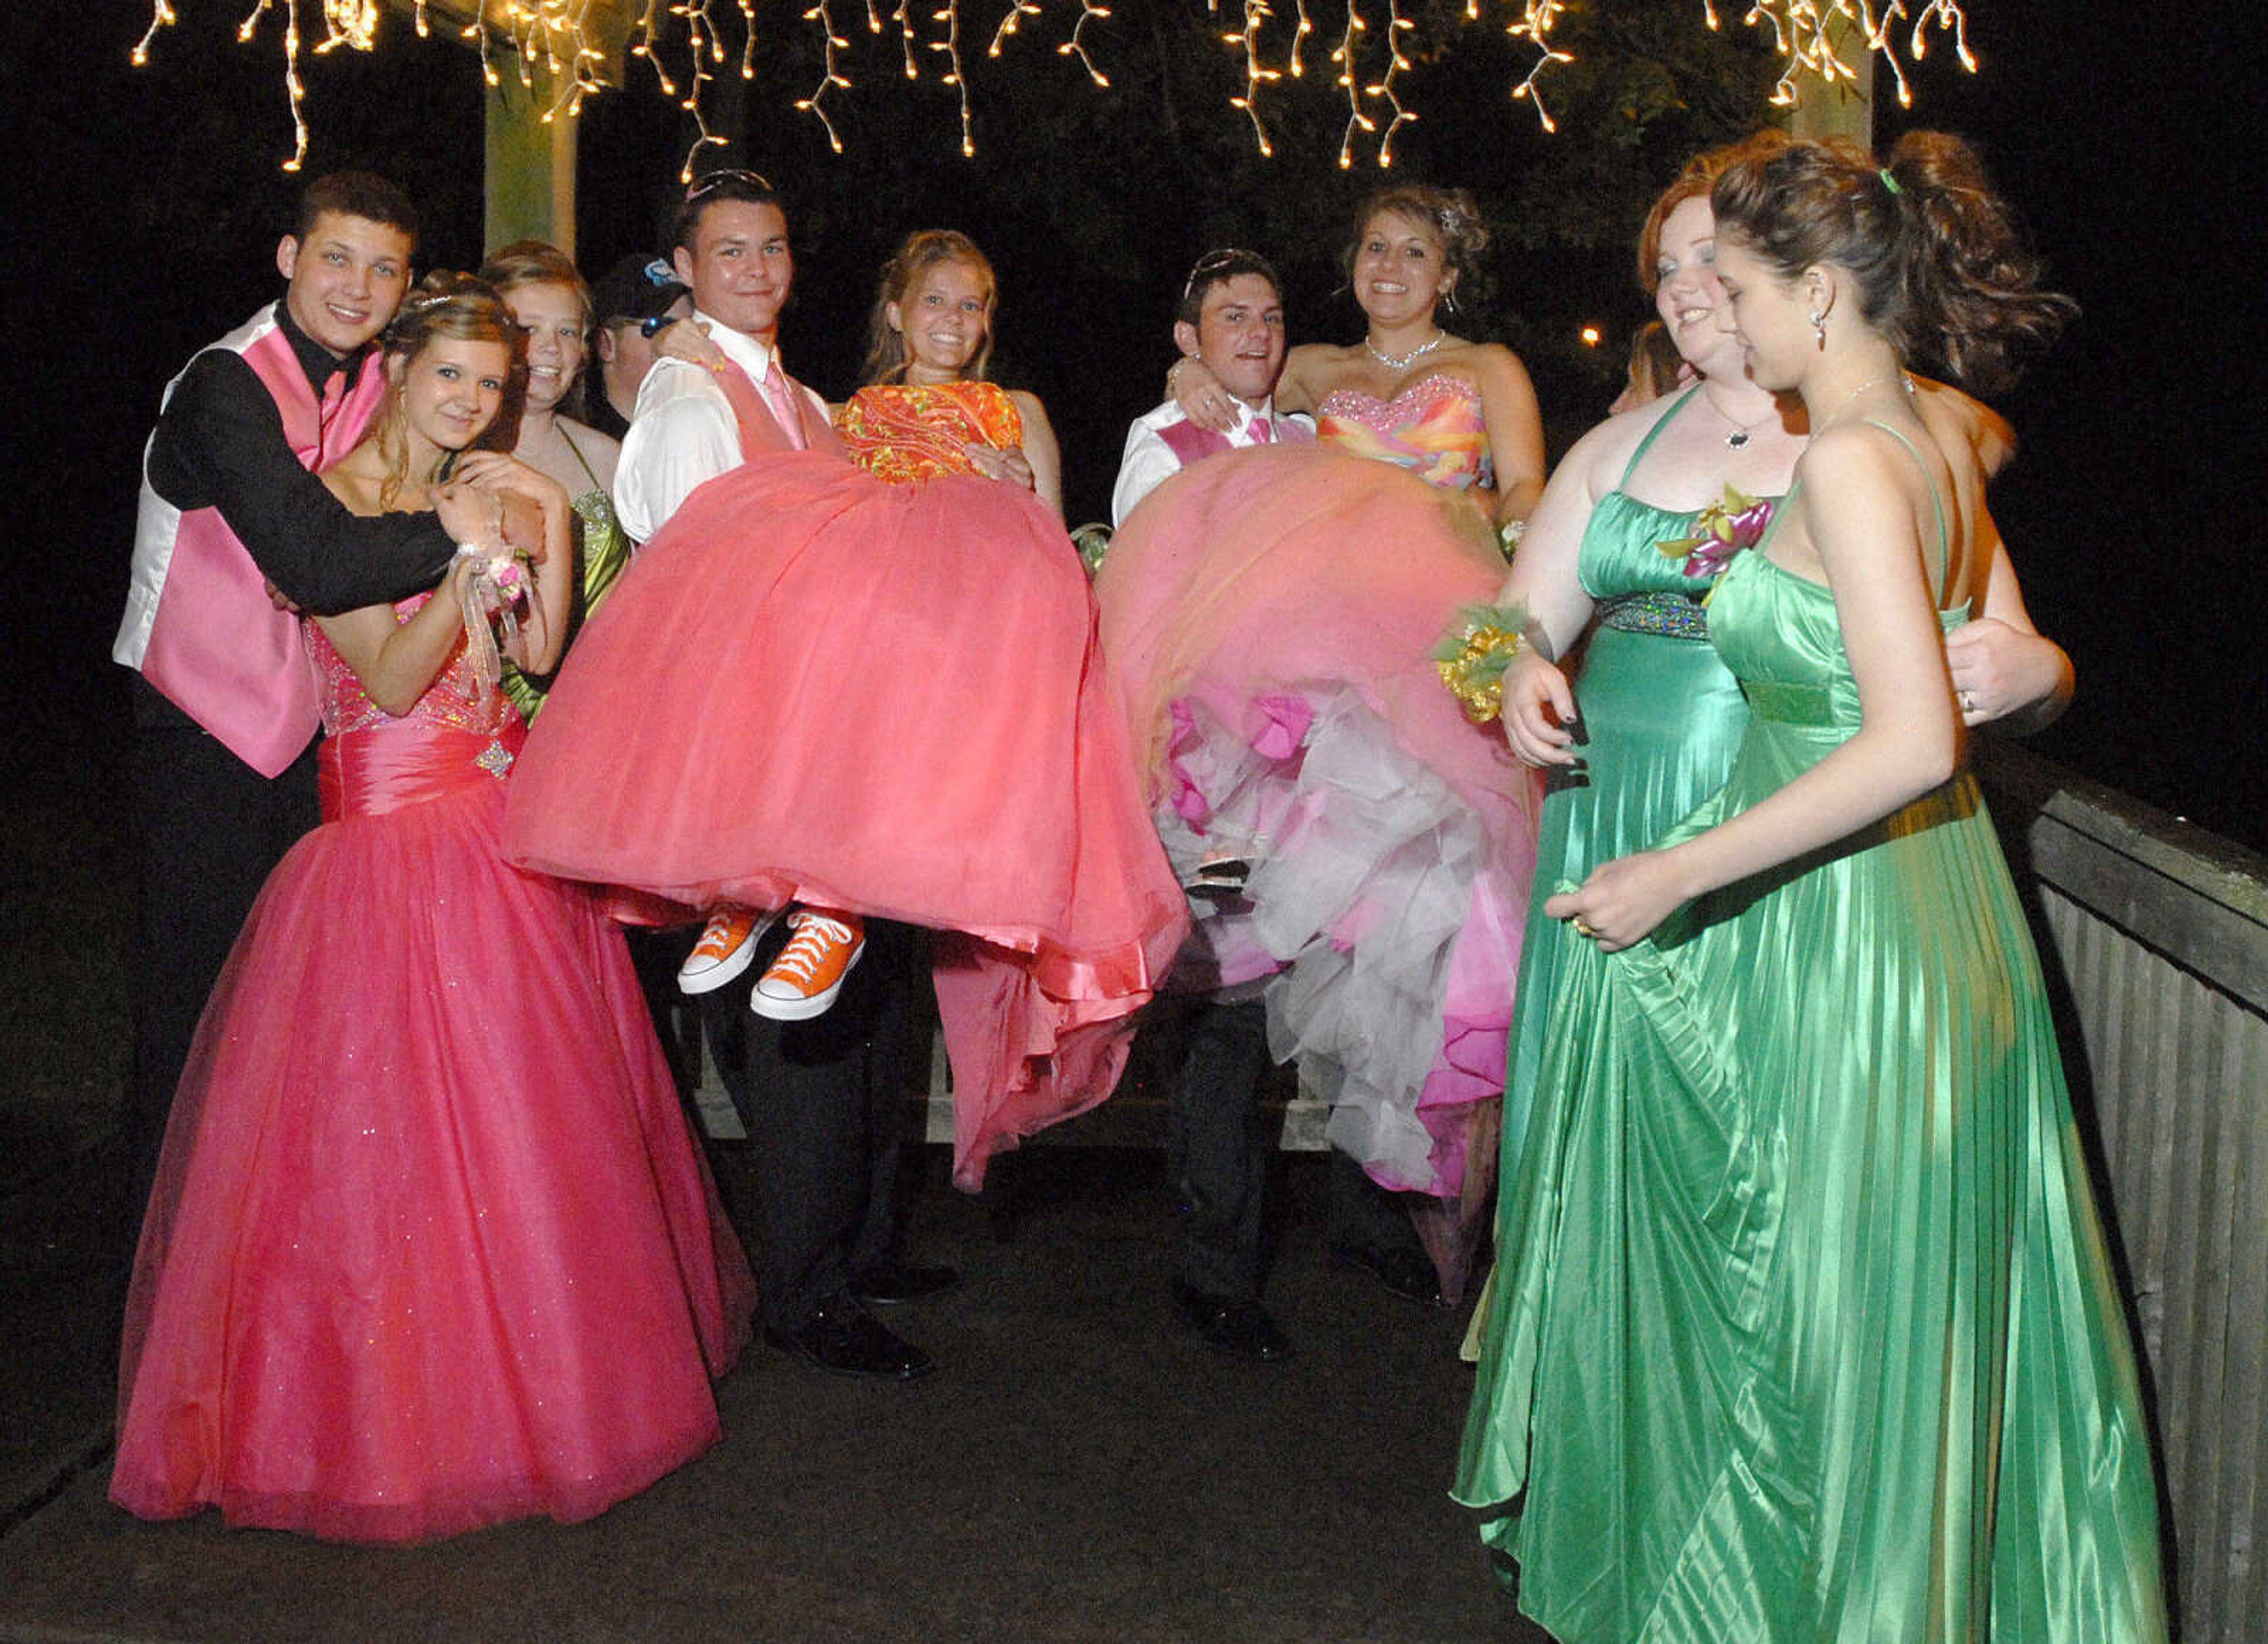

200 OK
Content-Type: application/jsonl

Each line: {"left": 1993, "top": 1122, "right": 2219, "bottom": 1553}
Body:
{"left": 113, "top": 727, "right": 755, "bottom": 1543}
{"left": 1099, "top": 443, "right": 1539, "bottom": 1229}
{"left": 503, "top": 452, "right": 1187, "bottom": 1188}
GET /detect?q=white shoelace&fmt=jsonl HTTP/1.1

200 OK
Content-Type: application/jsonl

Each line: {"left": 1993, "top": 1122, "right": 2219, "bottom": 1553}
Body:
{"left": 770, "top": 914, "right": 856, "bottom": 984}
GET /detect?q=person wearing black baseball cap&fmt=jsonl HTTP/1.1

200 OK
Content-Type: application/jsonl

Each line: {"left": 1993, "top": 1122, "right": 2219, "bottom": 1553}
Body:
{"left": 587, "top": 253, "right": 692, "bottom": 439}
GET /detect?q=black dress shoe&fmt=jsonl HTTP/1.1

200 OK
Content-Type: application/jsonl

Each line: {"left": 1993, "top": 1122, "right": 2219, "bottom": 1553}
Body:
{"left": 1331, "top": 1242, "right": 1445, "bottom": 1306}
{"left": 848, "top": 1261, "right": 961, "bottom": 1307}
{"left": 1172, "top": 1280, "right": 1293, "bottom": 1364}
{"left": 764, "top": 1300, "right": 936, "bottom": 1380}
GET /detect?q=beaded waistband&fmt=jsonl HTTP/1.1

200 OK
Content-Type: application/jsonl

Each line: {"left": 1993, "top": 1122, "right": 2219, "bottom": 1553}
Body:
{"left": 1595, "top": 591, "right": 1711, "bottom": 641}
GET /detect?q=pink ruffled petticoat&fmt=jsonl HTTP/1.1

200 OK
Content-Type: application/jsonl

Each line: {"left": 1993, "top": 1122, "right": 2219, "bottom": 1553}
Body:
{"left": 1099, "top": 443, "right": 1540, "bottom": 1292}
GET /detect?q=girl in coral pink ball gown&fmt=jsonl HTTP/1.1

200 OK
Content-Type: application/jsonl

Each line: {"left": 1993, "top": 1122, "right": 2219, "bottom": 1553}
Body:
{"left": 112, "top": 276, "right": 756, "bottom": 1545}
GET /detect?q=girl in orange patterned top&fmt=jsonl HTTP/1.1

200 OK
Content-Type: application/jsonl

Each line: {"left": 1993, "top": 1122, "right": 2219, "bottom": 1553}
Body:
{"left": 836, "top": 230, "right": 1065, "bottom": 516}
{"left": 558, "top": 230, "right": 1185, "bottom": 1187}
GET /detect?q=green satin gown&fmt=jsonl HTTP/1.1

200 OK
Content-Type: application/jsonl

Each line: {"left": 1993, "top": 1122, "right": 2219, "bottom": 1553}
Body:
{"left": 1499, "top": 387, "right": 1754, "bottom": 1171}
{"left": 502, "top": 430, "right": 631, "bottom": 724}
{"left": 1456, "top": 448, "right": 2167, "bottom": 1641}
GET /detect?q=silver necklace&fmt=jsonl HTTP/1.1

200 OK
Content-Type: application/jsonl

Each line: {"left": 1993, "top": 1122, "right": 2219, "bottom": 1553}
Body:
{"left": 1703, "top": 389, "right": 1778, "bottom": 449}
{"left": 1364, "top": 331, "right": 1445, "bottom": 371}
{"left": 1809, "top": 370, "right": 1908, "bottom": 432}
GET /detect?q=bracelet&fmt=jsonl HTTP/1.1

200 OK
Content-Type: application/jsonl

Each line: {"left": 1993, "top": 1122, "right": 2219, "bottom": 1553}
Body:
{"left": 1166, "top": 355, "right": 1195, "bottom": 394}
{"left": 1430, "top": 599, "right": 1534, "bottom": 725}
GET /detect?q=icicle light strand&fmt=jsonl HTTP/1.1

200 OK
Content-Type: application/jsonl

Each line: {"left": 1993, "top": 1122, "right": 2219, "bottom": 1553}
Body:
{"left": 128, "top": 1, "right": 1979, "bottom": 172}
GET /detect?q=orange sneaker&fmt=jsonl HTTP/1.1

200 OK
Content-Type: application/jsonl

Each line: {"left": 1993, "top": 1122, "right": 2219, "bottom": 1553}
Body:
{"left": 677, "top": 907, "right": 777, "bottom": 995}
{"left": 751, "top": 909, "right": 865, "bottom": 1021}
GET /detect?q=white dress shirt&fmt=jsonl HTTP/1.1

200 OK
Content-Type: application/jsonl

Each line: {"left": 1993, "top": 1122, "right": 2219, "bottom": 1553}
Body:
{"left": 1110, "top": 396, "right": 1306, "bottom": 527}
{"left": 614, "top": 312, "right": 831, "bottom": 543}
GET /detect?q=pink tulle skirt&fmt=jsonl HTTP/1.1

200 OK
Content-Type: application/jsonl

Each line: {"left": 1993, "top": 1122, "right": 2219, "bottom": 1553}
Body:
{"left": 112, "top": 730, "right": 756, "bottom": 1544}
{"left": 503, "top": 454, "right": 1187, "bottom": 1188}
{"left": 1098, "top": 445, "right": 1539, "bottom": 1269}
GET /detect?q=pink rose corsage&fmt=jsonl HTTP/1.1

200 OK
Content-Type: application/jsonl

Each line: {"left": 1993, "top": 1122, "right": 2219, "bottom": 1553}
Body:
{"left": 454, "top": 543, "right": 534, "bottom": 695}
{"left": 1657, "top": 487, "right": 1774, "bottom": 580}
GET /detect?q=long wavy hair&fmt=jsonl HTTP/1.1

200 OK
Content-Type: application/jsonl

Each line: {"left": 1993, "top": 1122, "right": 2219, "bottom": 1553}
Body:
{"left": 861, "top": 230, "right": 999, "bottom": 387}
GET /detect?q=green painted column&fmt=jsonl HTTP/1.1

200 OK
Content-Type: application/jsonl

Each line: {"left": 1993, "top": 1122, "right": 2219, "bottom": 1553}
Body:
{"left": 1788, "top": 18, "right": 1876, "bottom": 146}
{"left": 483, "top": 68, "right": 578, "bottom": 257}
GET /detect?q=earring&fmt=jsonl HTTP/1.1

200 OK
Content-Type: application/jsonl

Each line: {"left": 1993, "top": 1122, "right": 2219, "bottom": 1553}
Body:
{"left": 1443, "top": 285, "right": 1461, "bottom": 315}
{"left": 1810, "top": 308, "right": 1826, "bottom": 347}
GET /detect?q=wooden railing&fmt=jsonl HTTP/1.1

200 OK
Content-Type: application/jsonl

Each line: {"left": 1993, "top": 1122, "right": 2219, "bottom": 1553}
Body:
{"left": 1978, "top": 742, "right": 2267, "bottom": 1642}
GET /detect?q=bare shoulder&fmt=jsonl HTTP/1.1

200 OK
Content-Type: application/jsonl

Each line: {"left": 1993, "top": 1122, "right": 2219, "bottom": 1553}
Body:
{"left": 557, "top": 415, "right": 620, "bottom": 466}
{"left": 1567, "top": 393, "right": 1679, "bottom": 492}
{"left": 1007, "top": 386, "right": 1050, "bottom": 422}
{"left": 1909, "top": 376, "right": 2016, "bottom": 477}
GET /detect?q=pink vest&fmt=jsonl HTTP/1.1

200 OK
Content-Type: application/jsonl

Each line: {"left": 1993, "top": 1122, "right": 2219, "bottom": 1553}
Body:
{"left": 709, "top": 356, "right": 849, "bottom": 463}
{"left": 1158, "top": 411, "right": 1313, "bottom": 468}
{"left": 114, "top": 309, "right": 386, "bottom": 777}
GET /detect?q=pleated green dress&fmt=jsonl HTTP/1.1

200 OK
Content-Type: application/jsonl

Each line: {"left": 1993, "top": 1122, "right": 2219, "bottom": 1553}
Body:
{"left": 1456, "top": 451, "right": 2168, "bottom": 1641}
{"left": 1500, "top": 387, "right": 1755, "bottom": 1170}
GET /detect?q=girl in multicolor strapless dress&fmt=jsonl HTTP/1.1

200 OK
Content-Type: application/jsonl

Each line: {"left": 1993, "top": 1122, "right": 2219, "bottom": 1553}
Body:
{"left": 1101, "top": 187, "right": 1548, "bottom": 1300}
{"left": 504, "top": 233, "right": 1185, "bottom": 1189}
{"left": 111, "top": 275, "right": 757, "bottom": 1545}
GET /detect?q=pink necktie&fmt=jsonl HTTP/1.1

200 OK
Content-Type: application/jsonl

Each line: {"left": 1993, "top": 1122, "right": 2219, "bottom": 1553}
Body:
{"left": 759, "top": 359, "right": 806, "bottom": 451}
{"left": 1250, "top": 417, "right": 1273, "bottom": 444}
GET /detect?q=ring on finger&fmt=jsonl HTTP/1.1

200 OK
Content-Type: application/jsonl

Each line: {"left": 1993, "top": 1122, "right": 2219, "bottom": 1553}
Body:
{"left": 1571, "top": 917, "right": 1595, "bottom": 939}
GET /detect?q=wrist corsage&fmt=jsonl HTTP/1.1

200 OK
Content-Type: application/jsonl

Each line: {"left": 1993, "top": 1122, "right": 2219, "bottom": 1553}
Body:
{"left": 1432, "top": 599, "right": 1536, "bottom": 725}
{"left": 454, "top": 541, "right": 534, "bottom": 694}
{"left": 1657, "top": 486, "right": 1773, "bottom": 580}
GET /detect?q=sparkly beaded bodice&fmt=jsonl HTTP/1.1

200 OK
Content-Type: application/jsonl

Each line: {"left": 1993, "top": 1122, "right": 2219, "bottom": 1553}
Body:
{"left": 308, "top": 592, "right": 519, "bottom": 741}
{"left": 1316, "top": 372, "right": 1492, "bottom": 491}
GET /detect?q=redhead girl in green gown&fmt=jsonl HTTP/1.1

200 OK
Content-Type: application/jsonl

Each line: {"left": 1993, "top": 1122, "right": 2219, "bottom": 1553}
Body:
{"left": 1456, "top": 133, "right": 2166, "bottom": 1641}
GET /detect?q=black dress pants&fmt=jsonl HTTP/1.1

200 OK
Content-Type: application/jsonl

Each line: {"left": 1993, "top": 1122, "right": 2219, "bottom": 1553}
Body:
{"left": 1167, "top": 996, "right": 1432, "bottom": 1302}
{"left": 701, "top": 919, "right": 921, "bottom": 1333}
{"left": 125, "top": 680, "right": 320, "bottom": 1228}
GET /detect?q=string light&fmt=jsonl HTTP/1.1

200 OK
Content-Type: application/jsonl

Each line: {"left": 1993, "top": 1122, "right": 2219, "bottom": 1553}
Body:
{"left": 1060, "top": 2, "right": 1110, "bottom": 88}
{"left": 127, "top": 2, "right": 1982, "bottom": 174}
{"left": 796, "top": 0, "right": 852, "bottom": 153}
{"left": 1332, "top": 0, "right": 1374, "bottom": 169}
{"left": 927, "top": 1, "right": 973, "bottom": 158}
{"left": 1226, "top": 1, "right": 1283, "bottom": 158}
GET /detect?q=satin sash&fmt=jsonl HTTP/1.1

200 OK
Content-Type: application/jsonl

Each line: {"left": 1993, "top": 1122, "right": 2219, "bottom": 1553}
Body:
{"left": 320, "top": 719, "right": 527, "bottom": 823}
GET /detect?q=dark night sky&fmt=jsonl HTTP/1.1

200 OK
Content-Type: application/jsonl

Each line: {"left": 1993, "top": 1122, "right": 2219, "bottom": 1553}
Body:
{"left": 3, "top": 0, "right": 2260, "bottom": 849}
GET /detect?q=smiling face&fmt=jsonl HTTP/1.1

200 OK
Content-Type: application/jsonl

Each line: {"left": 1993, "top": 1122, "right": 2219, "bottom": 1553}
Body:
{"left": 504, "top": 281, "right": 587, "bottom": 415}
{"left": 393, "top": 336, "right": 513, "bottom": 456}
{"left": 1651, "top": 197, "right": 1748, "bottom": 384}
{"left": 1350, "top": 209, "right": 1452, "bottom": 330}
{"left": 1174, "top": 272, "right": 1286, "bottom": 409}
{"left": 277, "top": 211, "right": 413, "bottom": 357}
{"left": 1712, "top": 234, "right": 1814, "bottom": 395}
{"left": 887, "top": 259, "right": 993, "bottom": 384}
{"left": 674, "top": 200, "right": 793, "bottom": 342}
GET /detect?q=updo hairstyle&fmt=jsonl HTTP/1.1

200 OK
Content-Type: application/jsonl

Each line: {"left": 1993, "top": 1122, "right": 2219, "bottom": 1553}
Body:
{"left": 1345, "top": 184, "right": 1489, "bottom": 299}
{"left": 862, "top": 229, "right": 998, "bottom": 386}
{"left": 373, "top": 272, "right": 526, "bottom": 505}
{"left": 1710, "top": 131, "right": 2074, "bottom": 395}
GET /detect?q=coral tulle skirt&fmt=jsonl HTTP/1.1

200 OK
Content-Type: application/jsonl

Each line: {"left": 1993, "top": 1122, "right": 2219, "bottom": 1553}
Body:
{"left": 503, "top": 452, "right": 1188, "bottom": 1188}
{"left": 112, "top": 723, "right": 756, "bottom": 1543}
{"left": 1097, "top": 445, "right": 1540, "bottom": 1286}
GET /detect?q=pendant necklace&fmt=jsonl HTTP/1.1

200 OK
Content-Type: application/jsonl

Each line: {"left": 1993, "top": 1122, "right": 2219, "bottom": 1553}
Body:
{"left": 1365, "top": 331, "right": 1445, "bottom": 371}
{"left": 1705, "top": 388, "right": 1778, "bottom": 449}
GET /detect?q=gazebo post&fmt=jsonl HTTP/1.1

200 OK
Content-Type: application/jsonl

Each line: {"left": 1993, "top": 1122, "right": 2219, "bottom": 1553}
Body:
{"left": 1787, "top": 19, "right": 1876, "bottom": 145}
{"left": 483, "top": 68, "right": 578, "bottom": 257}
